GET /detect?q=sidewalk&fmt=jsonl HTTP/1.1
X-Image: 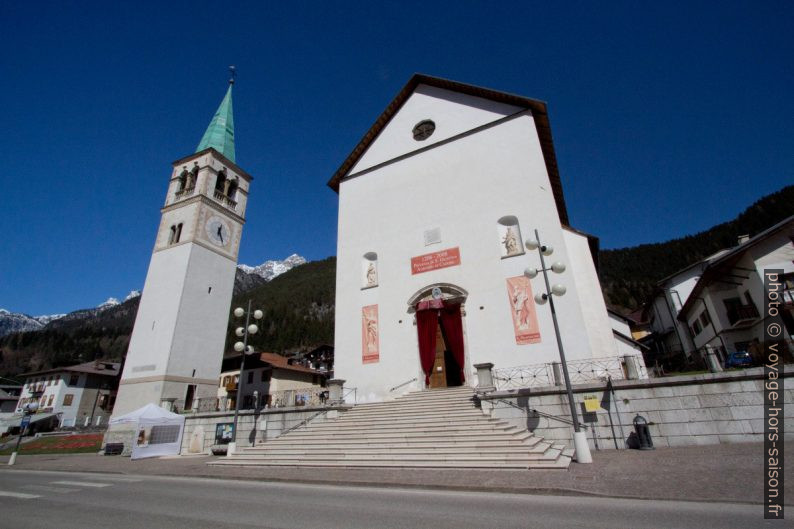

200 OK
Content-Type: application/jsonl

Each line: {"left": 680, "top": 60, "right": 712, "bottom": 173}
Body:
{"left": 0, "top": 442, "right": 789, "bottom": 505}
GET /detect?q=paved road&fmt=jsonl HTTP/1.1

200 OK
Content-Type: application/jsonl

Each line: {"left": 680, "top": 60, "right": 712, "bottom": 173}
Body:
{"left": 0, "top": 469, "right": 773, "bottom": 529}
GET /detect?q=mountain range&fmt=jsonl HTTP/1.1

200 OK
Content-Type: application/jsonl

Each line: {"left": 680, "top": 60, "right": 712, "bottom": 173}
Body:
{"left": 0, "top": 255, "right": 307, "bottom": 339}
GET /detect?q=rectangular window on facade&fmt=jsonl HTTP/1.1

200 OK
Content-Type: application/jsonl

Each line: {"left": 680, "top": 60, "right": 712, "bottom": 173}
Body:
{"left": 692, "top": 320, "right": 702, "bottom": 335}
{"left": 63, "top": 394, "right": 74, "bottom": 406}
{"left": 47, "top": 395, "right": 54, "bottom": 407}
{"left": 247, "top": 371, "right": 254, "bottom": 384}
{"left": 699, "top": 311, "right": 709, "bottom": 327}
{"left": 69, "top": 374, "right": 79, "bottom": 386}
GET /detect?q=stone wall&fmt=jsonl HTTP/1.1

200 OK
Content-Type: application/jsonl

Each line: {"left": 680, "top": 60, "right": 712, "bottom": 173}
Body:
{"left": 179, "top": 405, "right": 347, "bottom": 454}
{"left": 480, "top": 365, "right": 792, "bottom": 449}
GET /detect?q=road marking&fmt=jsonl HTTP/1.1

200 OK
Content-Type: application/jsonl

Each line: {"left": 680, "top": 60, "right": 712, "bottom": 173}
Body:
{"left": 22, "top": 485, "right": 80, "bottom": 494}
{"left": 51, "top": 481, "right": 112, "bottom": 488}
{"left": 87, "top": 476, "right": 143, "bottom": 483}
{"left": 0, "top": 490, "right": 41, "bottom": 499}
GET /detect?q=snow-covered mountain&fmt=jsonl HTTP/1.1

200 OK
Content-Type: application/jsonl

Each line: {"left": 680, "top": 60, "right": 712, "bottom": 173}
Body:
{"left": 0, "top": 258, "right": 305, "bottom": 338}
{"left": 0, "top": 291, "right": 143, "bottom": 337}
{"left": 235, "top": 254, "right": 307, "bottom": 294}
{"left": 238, "top": 254, "right": 307, "bottom": 280}
{"left": 0, "top": 309, "right": 66, "bottom": 337}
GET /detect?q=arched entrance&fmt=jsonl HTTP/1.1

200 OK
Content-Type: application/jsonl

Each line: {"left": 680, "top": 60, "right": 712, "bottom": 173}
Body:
{"left": 408, "top": 284, "right": 468, "bottom": 389}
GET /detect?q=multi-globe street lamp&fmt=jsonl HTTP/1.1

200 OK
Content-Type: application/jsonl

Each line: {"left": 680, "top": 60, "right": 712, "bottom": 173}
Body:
{"left": 524, "top": 228, "right": 593, "bottom": 464}
{"left": 228, "top": 300, "right": 262, "bottom": 455}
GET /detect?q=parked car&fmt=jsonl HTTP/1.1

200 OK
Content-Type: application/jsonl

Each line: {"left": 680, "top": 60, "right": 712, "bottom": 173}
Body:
{"left": 725, "top": 351, "right": 753, "bottom": 368}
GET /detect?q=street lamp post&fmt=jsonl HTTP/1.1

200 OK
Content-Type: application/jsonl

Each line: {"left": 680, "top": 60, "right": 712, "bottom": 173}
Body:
{"left": 8, "top": 401, "right": 39, "bottom": 466}
{"left": 524, "top": 229, "right": 592, "bottom": 464}
{"left": 228, "top": 300, "right": 263, "bottom": 455}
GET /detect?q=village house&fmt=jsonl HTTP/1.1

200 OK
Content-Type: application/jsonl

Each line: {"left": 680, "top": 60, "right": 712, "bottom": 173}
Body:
{"left": 16, "top": 360, "right": 120, "bottom": 427}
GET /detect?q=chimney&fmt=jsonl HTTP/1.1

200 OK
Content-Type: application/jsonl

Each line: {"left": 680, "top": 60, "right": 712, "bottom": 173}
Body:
{"left": 737, "top": 234, "right": 750, "bottom": 245}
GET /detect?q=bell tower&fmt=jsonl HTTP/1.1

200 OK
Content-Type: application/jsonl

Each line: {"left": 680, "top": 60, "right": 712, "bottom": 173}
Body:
{"left": 113, "top": 75, "right": 253, "bottom": 417}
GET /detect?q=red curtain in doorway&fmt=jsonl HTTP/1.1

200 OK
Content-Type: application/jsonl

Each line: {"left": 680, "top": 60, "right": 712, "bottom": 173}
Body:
{"left": 440, "top": 302, "right": 465, "bottom": 383}
{"left": 415, "top": 308, "right": 439, "bottom": 386}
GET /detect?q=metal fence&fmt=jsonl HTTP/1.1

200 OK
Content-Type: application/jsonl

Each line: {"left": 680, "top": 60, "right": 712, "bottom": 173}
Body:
{"left": 268, "top": 387, "right": 329, "bottom": 408}
{"left": 565, "top": 356, "right": 627, "bottom": 384}
{"left": 171, "top": 388, "right": 330, "bottom": 414}
{"left": 492, "top": 355, "right": 640, "bottom": 390}
{"left": 491, "top": 363, "right": 555, "bottom": 390}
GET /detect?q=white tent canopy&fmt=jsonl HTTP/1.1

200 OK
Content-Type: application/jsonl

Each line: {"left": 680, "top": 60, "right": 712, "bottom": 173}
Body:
{"left": 109, "top": 403, "right": 185, "bottom": 459}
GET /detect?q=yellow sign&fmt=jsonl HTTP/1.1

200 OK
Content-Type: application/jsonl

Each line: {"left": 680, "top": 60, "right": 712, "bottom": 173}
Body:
{"left": 583, "top": 395, "right": 601, "bottom": 412}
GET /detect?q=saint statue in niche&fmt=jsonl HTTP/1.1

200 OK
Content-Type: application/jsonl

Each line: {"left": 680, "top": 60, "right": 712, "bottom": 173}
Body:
{"left": 366, "top": 262, "right": 377, "bottom": 286}
{"left": 502, "top": 226, "right": 520, "bottom": 256}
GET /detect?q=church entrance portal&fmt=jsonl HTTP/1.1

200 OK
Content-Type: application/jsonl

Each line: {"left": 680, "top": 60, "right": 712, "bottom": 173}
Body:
{"left": 411, "top": 283, "right": 467, "bottom": 390}
{"left": 428, "top": 314, "right": 463, "bottom": 389}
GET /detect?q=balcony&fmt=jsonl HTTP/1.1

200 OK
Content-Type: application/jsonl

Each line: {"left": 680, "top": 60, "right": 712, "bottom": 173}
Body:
{"left": 173, "top": 186, "right": 195, "bottom": 202}
{"left": 213, "top": 190, "right": 237, "bottom": 210}
{"left": 726, "top": 304, "right": 760, "bottom": 326}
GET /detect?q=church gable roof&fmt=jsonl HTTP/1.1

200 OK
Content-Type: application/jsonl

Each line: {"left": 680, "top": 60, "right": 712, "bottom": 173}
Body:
{"left": 327, "top": 74, "right": 569, "bottom": 226}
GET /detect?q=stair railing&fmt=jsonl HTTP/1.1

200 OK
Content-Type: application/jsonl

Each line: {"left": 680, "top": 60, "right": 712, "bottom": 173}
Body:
{"left": 278, "top": 409, "right": 328, "bottom": 438}
{"left": 490, "top": 398, "right": 590, "bottom": 430}
{"left": 389, "top": 377, "right": 418, "bottom": 392}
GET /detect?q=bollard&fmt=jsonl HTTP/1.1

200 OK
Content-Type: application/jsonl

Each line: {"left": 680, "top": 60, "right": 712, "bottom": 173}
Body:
{"left": 327, "top": 379, "right": 345, "bottom": 404}
{"left": 704, "top": 348, "right": 724, "bottom": 373}
{"left": 551, "top": 362, "right": 563, "bottom": 386}
{"left": 623, "top": 355, "right": 640, "bottom": 380}
{"left": 473, "top": 363, "right": 495, "bottom": 393}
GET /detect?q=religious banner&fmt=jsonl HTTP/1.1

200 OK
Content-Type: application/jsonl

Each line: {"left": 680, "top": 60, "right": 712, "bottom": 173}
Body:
{"left": 411, "top": 247, "right": 461, "bottom": 275}
{"left": 362, "top": 304, "right": 380, "bottom": 364}
{"left": 506, "top": 275, "right": 541, "bottom": 345}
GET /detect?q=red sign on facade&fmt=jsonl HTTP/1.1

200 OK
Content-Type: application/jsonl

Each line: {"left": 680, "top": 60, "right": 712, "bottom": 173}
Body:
{"left": 411, "top": 247, "right": 461, "bottom": 275}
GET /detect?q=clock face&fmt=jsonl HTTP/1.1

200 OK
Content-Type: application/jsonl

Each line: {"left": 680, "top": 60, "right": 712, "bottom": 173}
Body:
{"left": 205, "top": 216, "right": 231, "bottom": 247}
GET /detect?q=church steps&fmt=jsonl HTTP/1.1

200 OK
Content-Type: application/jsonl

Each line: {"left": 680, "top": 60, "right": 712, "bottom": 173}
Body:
{"left": 256, "top": 436, "right": 544, "bottom": 449}
{"left": 354, "top": 393, "right": 476, "bottom": 408}
{"left": 340, "top": 405, "right": 479, "bottom": 416}
{"left": 213, "top": 457, "right": 571, "bottom": 469}
{"left": 315, "top": 415, "right": 505, "bottom": 428}
{"left": 333, "top": 407, "right": 482, "bottom": 419}
{"left": 275, "top": 430, "right": 532, "bottom": 442}
{"left": 224, "top": 453, "right": 563, "bottom": 463}
{"left": 215, "top": 387, "right": 572, "bottom": 470}
{"left": 302, "top": 420, "right": 515, "bottom": 433}
{"left": 236, "top": 444, "right": 551, "bottom": 457}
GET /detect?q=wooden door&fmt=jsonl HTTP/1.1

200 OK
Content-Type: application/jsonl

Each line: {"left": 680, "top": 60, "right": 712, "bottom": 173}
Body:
{"left": 428, "top": 323, "right": 447, "bottom": 388}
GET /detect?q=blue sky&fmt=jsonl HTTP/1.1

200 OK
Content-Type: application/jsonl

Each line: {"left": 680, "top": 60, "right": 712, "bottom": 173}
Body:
{"left": 1, "top": 1, "right": 792, "bottom": 316}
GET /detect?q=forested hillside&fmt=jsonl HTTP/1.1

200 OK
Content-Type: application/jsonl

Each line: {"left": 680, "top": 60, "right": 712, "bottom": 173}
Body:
{"left": 599, "top": 185, "right": 793, "bottom": 310}
{"left": 223, "top": 257, "right": 336, "bottom": 353}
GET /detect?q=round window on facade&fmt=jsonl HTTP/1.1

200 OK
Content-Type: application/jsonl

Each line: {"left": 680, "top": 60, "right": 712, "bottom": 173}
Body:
{"left": 412, "top": 120, "right": 436, "bottom": 141}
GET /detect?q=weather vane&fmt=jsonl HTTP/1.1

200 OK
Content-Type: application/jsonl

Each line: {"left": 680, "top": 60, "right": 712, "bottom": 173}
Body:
{"left": 228, "top": 65, "right": 236, "bottom": 85}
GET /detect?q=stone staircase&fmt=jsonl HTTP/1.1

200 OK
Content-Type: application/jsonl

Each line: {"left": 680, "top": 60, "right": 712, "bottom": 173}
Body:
{"left": 212, "top": 386, "right": 573, "bottom": 469}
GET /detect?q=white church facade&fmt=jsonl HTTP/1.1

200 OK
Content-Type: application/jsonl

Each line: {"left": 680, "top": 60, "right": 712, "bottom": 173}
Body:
{"left": 331, "top": 74, "right": 644, "bottom": 403}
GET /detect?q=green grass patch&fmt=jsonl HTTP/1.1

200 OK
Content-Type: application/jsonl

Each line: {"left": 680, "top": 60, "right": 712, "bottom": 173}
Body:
{"left": 0, "top": 433, "right": 103, "bottom": 455}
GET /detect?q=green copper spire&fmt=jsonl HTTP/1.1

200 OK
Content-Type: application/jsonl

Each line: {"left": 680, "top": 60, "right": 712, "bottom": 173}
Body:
{"left": 196, "top": 83, "right": 235, "bottom": 162}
